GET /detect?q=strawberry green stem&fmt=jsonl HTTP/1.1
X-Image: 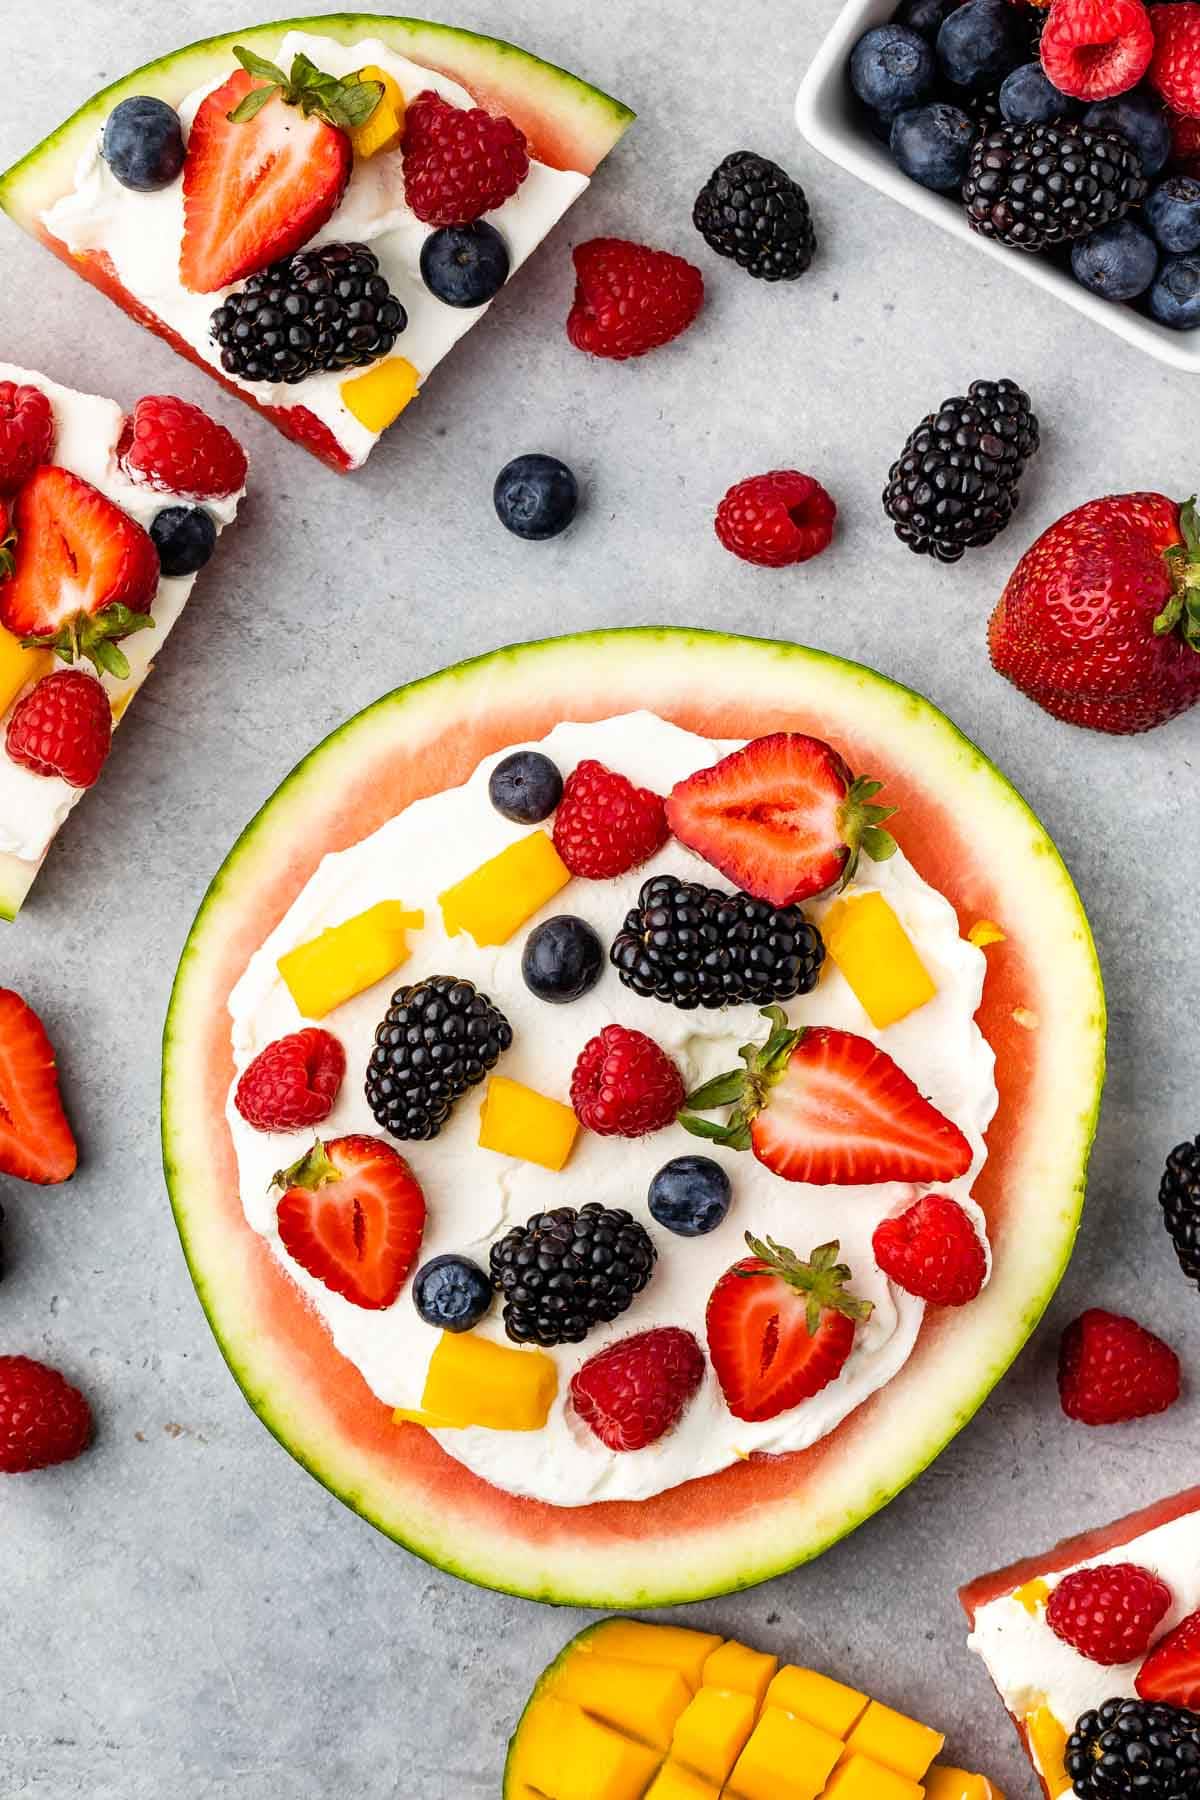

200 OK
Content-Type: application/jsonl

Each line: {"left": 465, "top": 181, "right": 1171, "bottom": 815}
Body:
{"left": 271, "top": 1139, "right": 341, "bottom": 1195}
{"left": 739, "top": 1235, "right": 875, "bottom": 1334}
{"left": 1155, "top": 497, "right": 1200, "bottom": 653}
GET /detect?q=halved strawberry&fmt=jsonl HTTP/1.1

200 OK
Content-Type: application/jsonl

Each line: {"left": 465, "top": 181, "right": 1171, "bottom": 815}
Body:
{"left": 274, "top": 1134, "right": 425, "bottom": 1310}
{"left": 0, "top": 467, "right": 158, "bottom": 679}
{"left": 1137, "top": 1607, "right": 1200, "bottom": 1708}
{"left": 683, "top": 1010, "right": 973, "bottom": 1186}
{"left": 0, "top": 989, "right": 78, "bottom": 1186}
{"left": 667, "top": 733, "right": 898, "bottom": 906}
{"left": 706, "top": 1235, "right": 873, "bottom": 1422}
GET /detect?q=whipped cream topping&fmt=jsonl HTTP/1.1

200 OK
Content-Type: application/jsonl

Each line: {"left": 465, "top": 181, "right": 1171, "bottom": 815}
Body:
{"left": 226, "top": 712, "right": 998, "bottom": 1509}
{"left": 43, "top": 33, "right": 591, "bottom": 468}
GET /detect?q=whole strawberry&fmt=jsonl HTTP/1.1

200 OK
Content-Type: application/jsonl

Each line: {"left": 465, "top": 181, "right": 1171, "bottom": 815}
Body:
{"left": 119, "top": 395, "right": 247, "bottom": 499}
{"left": 401, "top": 89, "right": 529, "bottom": 226}
{"left": 989, "top": 492, "right": 1200, "bottom": 732}
{"left": 235, "top": 1028, "right": 346, "bottom": 1133}
{"left": 570, "top": 1326, "right": 706, "bottom": 1450}
{"left": 872, "top": 1194, "right": 987, "bottom": 1306}
{"left": 1041, "top": 0, "right": 1155, "bottom": 102}
{"left": 553, "top": 758, "right": 668, "bottom": 879}
{"left": 0, "top": 381, "right": 54, "bottom": 493}
{"left": 1047, "top": 1562, "right": 1172, "bottom": 1665}
{"left": 1058, "top": 1307, "right": 1182, "bottom": 1423}
{"left": 567, "top": 238, "right": 705, "bottom": 361}
{"left": 0, "top": 1355, "right": 91, "bottom": 1473}
{"left": 571, "top": 1024, "right": 685, "bottom": 1137}
{"left": 1150, "top": 3, "right": 1200, "bottom": 117}
{"left": 6, "top": 669, "right": 112, "bottom": 788}
{"left": 715, "top": 471, "right": 837, "bottom": 568}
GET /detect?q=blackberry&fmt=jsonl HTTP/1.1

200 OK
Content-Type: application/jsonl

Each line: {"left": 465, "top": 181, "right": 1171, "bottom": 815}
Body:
{"left": 1161, "top": 1134, "right": 1200, "bottom": 1285}
{"left": 210, "top": 242, "right": 407, "bottom": 384}
{"left": 1065, "top": 1696, "right": 1200, "bottom": 1797}
{"left": 963, "top": 122, "right": 1147, "bottom": 252}
{"left": 490, "top": 1204, "right": 656, "bottom": 1346}
{"left": 611, "top": 874, "right": 825, "bottom": 1011}
{"left": 693, "top": 152, "right": 816, "bottom": 281}
{"left": 365, "top": 976, "right": 512, "bottom": 1142}
{"left": 882, "top": 377, "right": 1040, "bottom": 562}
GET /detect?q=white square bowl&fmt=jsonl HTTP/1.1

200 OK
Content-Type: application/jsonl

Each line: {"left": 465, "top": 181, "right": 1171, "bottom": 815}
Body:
{"left": 796, "top": 0, "right": 1200, "bottom": 372}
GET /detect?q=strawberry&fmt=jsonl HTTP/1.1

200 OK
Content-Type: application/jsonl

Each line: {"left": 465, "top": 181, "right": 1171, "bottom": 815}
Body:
{"left": 872, "top": 1194, "right": 987, "bottom": 1306}
{"left": 1138, "top": 1607, "right": 1200, "bottom": 1707}
{"left": 0, "top": 989, "right": 78, "bottom": 1185}
{"left": 234, "top": 1028, "right": 346, "bottom": 1133}
{"left": 6, "top": 669, "right": 113, "bottom": 788}
{"left": 180, "top": 48, "right": 383, "bottom": 293}
{"left": 715, "top": 471, "right": 837, "bottom": 568}
{"left": 0, "top": 381, "right": 54, "bottom": 493}
{"left": 0, "top": 1356, "right": 91, "bottom": 1474}
{"left": 401, "top": 89, "right": 530, "bottom": 226}
{"left": 1058, "top": 1308, "right": 1182, "bottom": 1424}
{"left": 571, "top": 1024, "right": 686, "bottom": 1138}
{"left": 706, "top": 1235, "right": 873, "bottom": 1422}
{"left": 570, "top": 1326, "right": 706, "bottom": 1450}
{"left": 683, "top": 1010, "right": 973, "bottom": 1186}
{"left": 274, "top": 1135, "right": 425, "bottom": 1310}
{"left": 1149, "top": 3, "right": 1200, "bottom": 116}
{"left": 553, "top": 758, "right": 669, "bottom": 879}
{"left": 567, "top": 238, "right": 705, "bottom": 361}
{"left": 1046, "top": 1563, "right": 1172, "bottom": 1666}
{"left": 118, "top": 395, "right": 247, "bottom": 499}
{"left": 989, "top": 492, "right": 1200, "bottom": 734}
{"left": 0, "top": 466, "right": 158, "bottom": 679}
{"left": 1041, "top": 0, "right": 1155, "bottom": 102}
{"left": 666, "top": 734, "right": 897, "bottom": 907}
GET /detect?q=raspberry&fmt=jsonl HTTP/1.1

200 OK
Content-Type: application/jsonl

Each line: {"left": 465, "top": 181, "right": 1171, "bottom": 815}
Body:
{"left": 715, "top": 471, "right": 837, "bottom": 568}
{"left": 6, "top": 670, "right": 112, "bottom": 789}
{"left": 0, "top": 1355, "right": 91, "bottom": 1474}
{"left": 567, "top": 238, "right": 704, "bottom": 361}
{"left": 401, "top": 89, "right": 529, "bottom": 226}
{"left": 0, "top": 382, "right": 54, "bottom": 493}
{"left": 1058, "top": 1308, "right": 1182, "bottom": 1424}
{"left": 1041, "top": 0, "right": 1155, "bottom": 101}
{"left": 570, "top": 1326, "right": 706, "bottom": 1450}
{"left": 1047, "top": 1562, "right": 1172, "bottom": 1665}
{"left": 1150, "top": 3, "right": 1200, "bottom": 116}
{"left": 571, "top": 1025, "right": 685, "bottom": 1138}
{"left": 872, "top": 1194, "right": 987, "bottom": 1307}
{"left": 552, "top": 758, "right": 668, "bottom": 879}
{"left": 118, "top": 394, "right": 248, "bottom": 499}
{"left": 234, "top": 1028, "right": 347, "bottom": 1133}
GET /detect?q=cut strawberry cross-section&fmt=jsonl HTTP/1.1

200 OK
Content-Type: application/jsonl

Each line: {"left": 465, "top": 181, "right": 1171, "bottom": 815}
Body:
{"left": 0, "top": 988, "right": 77, "bottom": 1185}
{"left": 273, "top": 1134, "right": 426, "bottom": 1310}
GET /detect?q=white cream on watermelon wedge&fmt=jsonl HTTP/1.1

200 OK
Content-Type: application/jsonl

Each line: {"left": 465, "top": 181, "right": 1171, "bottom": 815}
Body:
{"left": 161, "top": 628, "right": 1105, "bottom": 1606}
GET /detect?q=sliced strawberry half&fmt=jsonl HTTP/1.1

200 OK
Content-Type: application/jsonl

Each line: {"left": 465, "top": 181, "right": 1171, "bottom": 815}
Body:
{"left": 666, "top": 733, "right": 898, "bottom": 906}
{"left": 1138, "top": 1607, "right": 1200, "bottom": 1708}
{"left": 683, "top": 1011, "right": 973, "bottom": 1186}
{"left": 0, "top": 989, "right": 78, "bottom": 1186}
{"left": 274, "top": 1134, "right": 425, "bottom": 1310}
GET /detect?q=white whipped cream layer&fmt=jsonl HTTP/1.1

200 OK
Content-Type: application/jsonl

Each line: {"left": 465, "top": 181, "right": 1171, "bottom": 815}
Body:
{"left": 43, "top": 34, "right": 590, "bottom": 469}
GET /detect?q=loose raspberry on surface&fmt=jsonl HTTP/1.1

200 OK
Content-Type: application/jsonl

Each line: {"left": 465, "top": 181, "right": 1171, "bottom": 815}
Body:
{"left": 715, "top": 471, "right": 837, "bottom": 568}
{"left": 1150, "top": 4, "right": 1200, "bottom": 116}
{"left": 1047, "top": 1562, "right": 1173, "bottom": 1666}
{"left": 567, "top": 238, "right": 704, "bottom": 361}
{"left": 553, "top": 758, "right": 668, "bottom": 880}
{"left": 6, "top": 669, "right": 112, "bottom": 789}
{"left": 235, "top": 1028, "right": 347, "bottom": 1133}
{"left": 401, "top": 89, "right": 529, "bottom": 226}
{"left": 1138, "top": 1606, "right": 1200, "bottom": 1707}
{"left": 118, "top": 395, "right": 247, "bottom": 500}
{"left": 1058, "top": 1307, "right": 1182, "bottom": 1424}
{"left": 570, "top": 1326, "right": 706, "bottom": 1450}
{"left": 1041, "top": 0, "right": 1155, "bottom": 101}
{"left": 872, "top": 1194, "right": 987, "bottom": 1306}
{"left": 0, "top": 381, "right": 54, "bottom": 493}
{"left": 571, "top": 1024, "right": 686, "bottom": 1138}
{"left": 0, "top": 1355, "right": 91, "bottom": 1474}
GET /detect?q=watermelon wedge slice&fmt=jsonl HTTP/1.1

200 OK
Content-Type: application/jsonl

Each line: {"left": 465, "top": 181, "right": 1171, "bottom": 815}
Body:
{"left": 162, "top": 628, "right": 1106, "bottom": 1606}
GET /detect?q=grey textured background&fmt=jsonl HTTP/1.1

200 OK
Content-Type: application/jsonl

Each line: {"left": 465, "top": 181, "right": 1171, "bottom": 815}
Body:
{"left": 0, "top": 3, "right": 1197, "bottom": 1796}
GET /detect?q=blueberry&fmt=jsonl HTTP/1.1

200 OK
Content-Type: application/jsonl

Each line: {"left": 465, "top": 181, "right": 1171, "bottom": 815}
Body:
{"left": 648, "top": 1157, "right": 733, "bottom": 1238}
{"left": 420, "top": 221, "right": 510, "bottom": 308}
{"left": 101, "top": 96, "right": 185, "bottom": 193}
{"left": 522, "top": 915, "right": 603, "bottom": 1004}
{"left": 896, "top": 0, "right": 962, "bottom": 40}
{"left": 413, "top": 1255, "right": 493, "bottom": 1332}
{"left": 1084, "top": 92, "right": 1172, "bottom": 178}
{"left": 1071, "top": 220, "right": 1159, "bottom": 300}
{"left": 489, "top": 750, "right": 563, "bottom": 823}
{"left": 1000, "top": 63, "right": 1075, "bottom": 127}
{"left": 891, "top": 103, "right": 976, "bottom": 190}
{"left": 1149, "top": 252, "right": 1200, "bottom": 328}
{"left": 1146, "top": 175, "right": 1200, "bottom": 253}
{"left": 150, "top": 505, "right": 217, "bottom": 576}
{"left": 494, "top": 454, "right": 579, "bottom": 541}
{"left": 850, "top": 24, "right": 936, "bottom": 115}
{"left": 937, "top": 0, "right": 1023, "bottom": 92}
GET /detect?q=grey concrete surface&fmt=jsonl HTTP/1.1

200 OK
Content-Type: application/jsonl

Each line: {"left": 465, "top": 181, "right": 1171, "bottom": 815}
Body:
{"left": 0, "top": 2, "right": 1196, "bottom": 1795}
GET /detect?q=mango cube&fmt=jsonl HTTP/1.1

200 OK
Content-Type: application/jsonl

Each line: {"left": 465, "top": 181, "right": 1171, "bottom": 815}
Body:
{"left": 341, "top": 357, "right": 420, "bottom": 432}
{"left": 844, "top": 1699, "right": 944, "bottom": 1780}
{"left": 587, "top": 1622, "right": 723, "bottom": 1691}
{"left": 823, "top": 890, "right": 937, "bottom": 1029}
{"left": 519, "top": 1696, "right": 661, "bottom": 1800}
{"left": 925, "top": 1769, "right": 998, "bottom": 1800}
{"left": 1025, "top": 1706, "right": 1070, "bottom": 1798}
{"left": 554, "top": 1654, "right": 691, "bottom": 1750}
{"left": 1012, "top": 1578, "right": 1049, "bottom": 1616}
{"left": 350, "top": 64, "right": 406, "bottom": 158}
{"left": 726, "top": 1707, "right": 842, "bottom": 1800}
{"left": 0, "top": 627, "right": 51, "bottom": 720}
{"left": 393, "top": 1331, "right": 556, "bottom": 1432}
{"left": 968, "top": 919, "right": 1007, "bottom": 949}
{"left": 645, "top": 1766, "right": 719, "bottom": 1800}
{"left": 824, "top": 1754, "right": 924, "bottom": 1800}
{"left": 702, "top": 1641, "right": 778, "bottom": 1706}
{"left": 766, "top": 1666, "right": 867, "bottom": 1739}
{"left": 440, "top": 830, "right": 571, "bottom": 948}
{"left": 479, "top": 1075, "right": 579, "bottom": 1171}
{"left": 277, "top": 900, "right": 423, "bottom": 1019}
{"left": 670, "top": 1687, "right": 757, "bottom": 1785}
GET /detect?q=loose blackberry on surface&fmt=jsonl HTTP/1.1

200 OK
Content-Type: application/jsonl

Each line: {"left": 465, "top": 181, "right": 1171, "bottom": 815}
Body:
{"left": 692, "top": 151, "right": 816, "bottom": 280}
{"left": 1161, "top": 1134, "right": 1200, "bottom": 1284}
{"left": 1066, "top": 1696, "right": 1200, "bottom": 1799}
{"left": 420, "top": 221, "right": 510, "bottom": 308}
{"left": 413, "top": 1254, "right": 493, "bottom": 1333}
{"left": 493, "top": 454, "right": 578, "bottom": 541}
{"left": 610, "top": 873, "right": 825, "bottom": 1010}
{"left": 882, "top": 377, "right": 1040, "bottom": 563}
{"left": 648, "top": 1156, "right": 733, "bottom": 1238}
{"left": 210, "top": 243, "right": 407, "bottom": 385}
{"left": 365, "top": 976, "right": 513, "bottom": 1142}
{"left": 488, "top": 750, "right": 563, "bottom": 823}
{"left": 963, "top": 121, "right": 1148, "bottom": 249}
{"left": 490, "top": 1203, "right": 656, "bottom": 1346}
{"left": 522, "top": 915, "right": 604, "bottom": 1005}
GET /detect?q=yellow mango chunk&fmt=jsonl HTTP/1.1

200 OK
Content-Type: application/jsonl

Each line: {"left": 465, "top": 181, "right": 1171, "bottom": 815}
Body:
{"left": 726, "top": 1707, "right": 842, "bottom": 1800}
{"left": 394, "top": 1331, "right": 556, "bottom": 1432}
{"left": 341, "top": 357, "right": 420, "bottom": 432}
{"left": 0, "top": 628, "right": 51, "bottom": 720}
{"left": 844, "top": 1699, "right": 944, "bottom": 1780}
{"left": 277, "top": 901, "right": 423, "bottom": 1019}
{"left": 1025, "top": 1706, "right": 1071, "bottom": 1797}
{"left": 824, "top": 1755, "right": 924, "bottom": 1800}
{"left": 670, "top": 1688, "right": 757, "bottom": 1785}
{"left": 645, "top": 1765, "right": 719, "bottom": 1800}
{"left": 350, "top": 64, "right": 405, "bottom": 158}
{"left": 925, "top": 1769, "right": 997, "bottom": 1800}
{"left": 823, "top": 890, "right": 937, "bottom": 1029}
{"left": 701, "top": 1642, "right": 778, "bottom": 1707}
{"left": 1012, "top": 1578, "right": 1049, "bottom": 1616}
{"left": 766, "top": 1666, "right": 868, "bottom": 1739}
{"left": 440, "top": 831, "right": 571, "bottom": 948}
{"left": 586, "top": 1622, "right": 723, "bottom": 1691}
{"left": 968, "top": 919, "right": 1007, "bottom": 949}
{"left": 479, "top": 1076, "right": 579, "bottom": 1172}
{"left": 554, "top": 1653, "right": 691, "bottom": 1750}
{"left": 519, "top": 1695, "right": 661, "bottom": 1800}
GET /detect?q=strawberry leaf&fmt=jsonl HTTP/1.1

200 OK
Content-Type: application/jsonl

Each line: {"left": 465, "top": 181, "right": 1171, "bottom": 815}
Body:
{"left": 271, "top": 1139, "right": 341, "bottom": 1194}
{"left": 678, "top": 1113, "right": 752, "bottom": 1151}
{"left": 741, "top": 1233, "right": 875, "bottom": 1333}
{"left": 685, "top": 1069, "right": 748, "bottom": 1110}
{"left": 228, "top": 84, "right": 279, "bottom": 123}
{"left": 228, "top": 45, "right": 384, "bottom": 131}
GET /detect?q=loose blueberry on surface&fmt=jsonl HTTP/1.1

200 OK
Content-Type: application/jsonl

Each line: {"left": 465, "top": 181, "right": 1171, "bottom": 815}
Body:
{"left": 849, "top": 24, "right": 936, "bottom": 116}
{"left": 1084, "top": 92, "right": 1172, "bottom": 179}
{"left": 1000, "top": 64, "right": 1075, "bottom": 127}
{"left": 494, "top": 454, "right": 579, "bottom": 541}
{"left": 488, "top": 750, "right": 564, "bottom": 823}
{"left": 648, "top": 1156, "right": 733, "bottom": 1238}
{"left": 420, "top": 221, "right": 511, "bottom": 308}
{"left": 101, "top": 96, "right": 186, "bottom": 192}
{"left": 936, "top": 0, "right": 1023, "bottom": 93}
{"left": 1149, "top": 252, "right": 1200, "bottom": 328}
{"left": 522, "top": 915, "right": 604, "bottom": 1005}
{"left": 1071, "top": 220, "right": 1159, "bottom": 300}
{"left": 1146, "top": 176, "right": 1200, "bottom": 254}
{"left": 891, "top": 103, "right": 976, "bottom": 190}
{"left": 413, "top": 1254, "right": 494, "bottom": 1332}
{"left": 150, "top": 506, "right": 217, "bottom": 577}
